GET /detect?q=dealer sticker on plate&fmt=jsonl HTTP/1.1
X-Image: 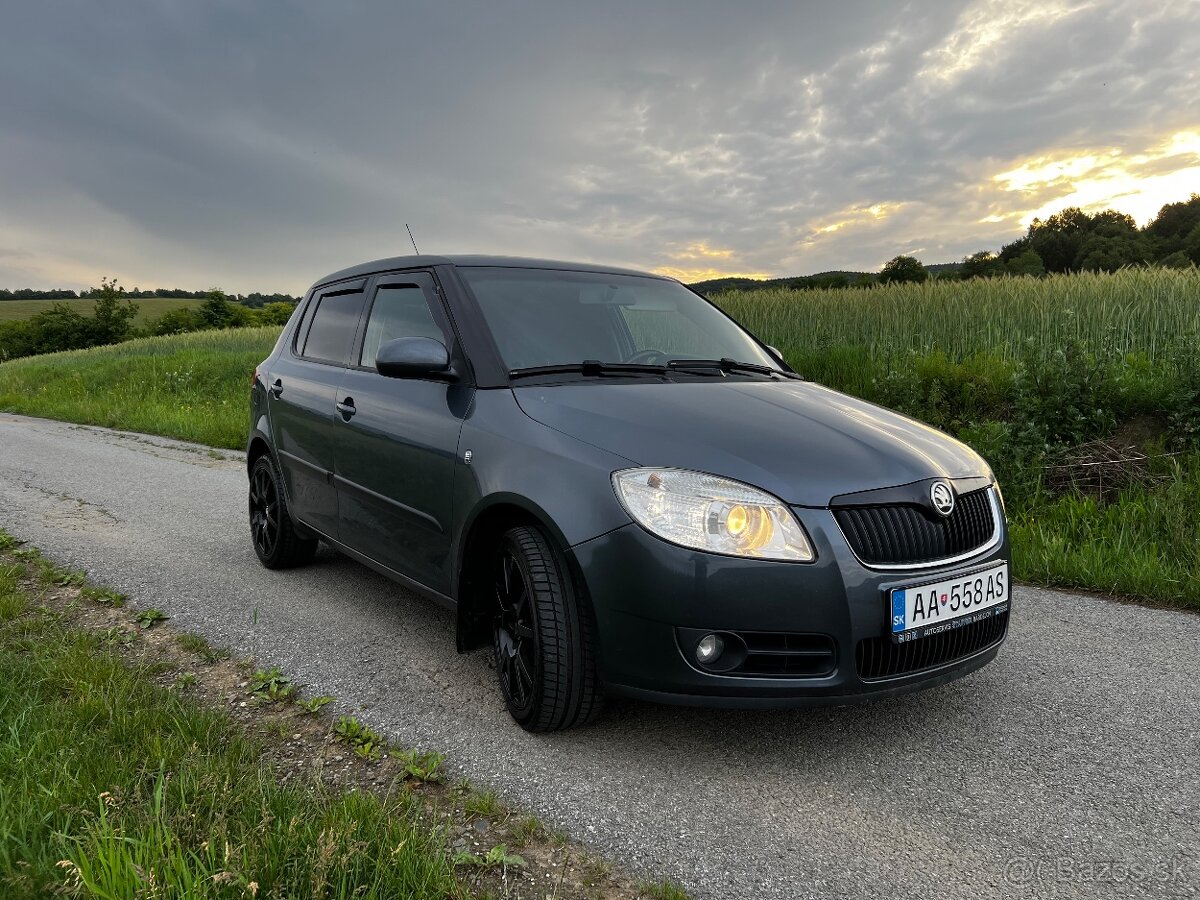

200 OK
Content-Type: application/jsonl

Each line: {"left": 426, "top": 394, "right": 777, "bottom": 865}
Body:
{"left": 890, "top": 561, "right": 1009, "bottom": 643}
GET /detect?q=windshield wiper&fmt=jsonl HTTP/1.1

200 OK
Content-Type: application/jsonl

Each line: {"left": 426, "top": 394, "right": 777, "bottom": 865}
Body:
{"left": 509, "top": 360, "right": 669, "bottom": 379}
{"left": 665, "top": 357, "right": 798, "bottom": 378}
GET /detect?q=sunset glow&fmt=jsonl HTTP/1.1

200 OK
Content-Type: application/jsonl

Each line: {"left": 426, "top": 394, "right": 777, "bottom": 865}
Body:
{"left": 992, "top": 129, "right": 1200, "bottom": 226}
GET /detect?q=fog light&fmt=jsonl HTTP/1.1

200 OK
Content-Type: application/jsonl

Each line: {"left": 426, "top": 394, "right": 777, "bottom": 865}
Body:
{"left": 696, "top": 633, "right": 724, "bottom": 665}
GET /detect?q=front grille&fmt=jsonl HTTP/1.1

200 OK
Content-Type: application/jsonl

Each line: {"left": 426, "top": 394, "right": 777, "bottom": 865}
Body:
{"left": 834, "top": 487, "right": 996, "bottom": 567}
{"left": 735, "top": 632, "right": 836, "bottom": 677}
{"left": 856, "top": 608, "right": 1009, "bottom": 679}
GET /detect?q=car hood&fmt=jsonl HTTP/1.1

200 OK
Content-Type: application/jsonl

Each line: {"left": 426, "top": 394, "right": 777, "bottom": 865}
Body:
{"left": 513, "top": 380, "right": 991, "bottom": 507}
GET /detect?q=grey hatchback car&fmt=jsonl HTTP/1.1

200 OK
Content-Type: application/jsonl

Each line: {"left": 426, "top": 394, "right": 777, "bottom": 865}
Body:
{"left": 248, "top": 256, "right": 1010, "bottom": 731}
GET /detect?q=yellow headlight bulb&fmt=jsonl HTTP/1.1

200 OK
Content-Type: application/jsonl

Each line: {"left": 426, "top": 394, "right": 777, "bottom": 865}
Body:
{"left": 722, "top": 504, "right": 775, "bottom": 552}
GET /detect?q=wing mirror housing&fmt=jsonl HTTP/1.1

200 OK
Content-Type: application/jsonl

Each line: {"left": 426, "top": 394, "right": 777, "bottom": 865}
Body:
{"left": 375, "top": 336, "right": 455, "bottom": 380}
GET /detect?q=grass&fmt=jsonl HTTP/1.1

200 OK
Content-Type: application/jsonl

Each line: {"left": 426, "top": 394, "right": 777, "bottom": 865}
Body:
{"left": 0, "top": 326, "right": 279, "bottom": 448}
{"left": 0, "top": 565, "right": 459, "bottom": 898}
{"left": 0, "top": 530, "right": 693, "bottom": 899}
{"left": 711, "top": 268, "right": 1200, "bottom": 611}
{"left": 0, "top": 296, "right": 203, "bottom": 325}
{"left": 1009, "top": 460, "right": 1200, "bottom": 604}
{"left": 717, "top": 268, "right": 1200, "bottom": 398}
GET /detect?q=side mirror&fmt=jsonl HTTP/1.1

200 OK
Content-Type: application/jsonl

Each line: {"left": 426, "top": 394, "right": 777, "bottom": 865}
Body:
{"left": 375, "top": 336, "right": 453, "bottom": 379}
{"left": 766, "top": 345, "right": 783, "bottom": 361}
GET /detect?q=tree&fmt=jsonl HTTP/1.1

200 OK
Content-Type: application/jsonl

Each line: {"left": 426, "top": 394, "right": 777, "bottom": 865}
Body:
{"left": 89, "top": 277, "right": 139, "bottom": 345}
{"left": 1021, "top": 207, "right": 1093, "bottom": 272}
{"left": 1006, "top": 249, "right": 1045, "bottom": 277}
{"left": 1075, "top": 234, "right": 1145, "bottom": 272}
{"left": 1145, "top": 194, "right": 1200, "bottom": 259}
{"left": 149, "top": 307, "right": 201, "bottom": 335}
{"left": 30, "top": 303, "right": 94, "bottom": 352}
{"left": 197, "top": 289, "right": 236, "bottom": 329}
{"left": 257, "top": 302, "right": 296, "bottom": 325}
{"left": 960, "top": 251, "right": 1005, "bottom": 280}
{"left": 879, "top": 255, "right": 928, "bottom": 284}
{"left": 1159, "top": 250, "right": 1194, "bottom": 269}
{"left": 1184, "top": 222, "right": 1200, "bottom": 265}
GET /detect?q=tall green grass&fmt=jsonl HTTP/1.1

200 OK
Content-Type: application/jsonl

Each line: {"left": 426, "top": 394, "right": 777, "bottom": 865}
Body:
{"left": 712, "top": 267, "right": 1200, "bottom": 610}
{"left": 718, "top": 268, "right": 1200, "bottom": 361}
{"left": 716, "top": 268, "right": 1200, "bottom": 397}
{"left": 0, "top": 560, "right": 459, "bottom": 898}
{"left": 0, "top": 327, "right": 279, "bottom": 448}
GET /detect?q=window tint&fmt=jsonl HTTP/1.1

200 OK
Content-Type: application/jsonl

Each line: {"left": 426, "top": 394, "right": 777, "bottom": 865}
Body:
{"left": 301, "top": 291, "right": 365, "bottom": 364}
{"left": 359, "top": 285, "right": 446, "bottom": 367}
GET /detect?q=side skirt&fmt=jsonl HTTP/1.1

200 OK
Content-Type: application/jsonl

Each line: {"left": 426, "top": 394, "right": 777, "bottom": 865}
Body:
{"left": 297, "top": 520, "right": 457, "bottom": 613}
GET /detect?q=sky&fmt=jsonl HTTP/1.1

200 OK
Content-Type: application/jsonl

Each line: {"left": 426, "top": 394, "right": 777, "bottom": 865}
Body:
{"left": 1, "top": 0, "right": 1198, "bottom": 294}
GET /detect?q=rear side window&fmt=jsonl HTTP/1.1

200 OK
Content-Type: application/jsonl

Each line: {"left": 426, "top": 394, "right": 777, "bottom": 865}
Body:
{"left": 300, "top": 291, "right": 366, "bottom": 364}
{"left": 359, "top": 285, "right": 447, "bottom": 367}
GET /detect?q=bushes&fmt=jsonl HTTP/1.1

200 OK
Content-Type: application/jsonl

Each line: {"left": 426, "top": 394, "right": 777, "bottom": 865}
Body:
{"left": 0, "top": 278, "right": 137, "bottom": 361}
{"left": 148, "top": 294, "right": 295, "bottom": 337}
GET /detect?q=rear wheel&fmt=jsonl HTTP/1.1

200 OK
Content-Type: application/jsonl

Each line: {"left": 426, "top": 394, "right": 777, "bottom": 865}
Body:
{"left": 493, "top": 526, "right": 603, "bottom": 731}
{"left": 249, "top": 454, "right": 318, "bottom": 569}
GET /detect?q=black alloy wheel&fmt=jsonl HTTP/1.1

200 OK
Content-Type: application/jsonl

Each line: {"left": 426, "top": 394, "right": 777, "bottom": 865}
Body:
{"left": 494, "top": 544, "right": 538, "bottom": 719}
{"left": 248, "top": 454, "right": 318, "bottom": 569}
{"left": 492, "top": 526, "right": 603, "bottom": 731}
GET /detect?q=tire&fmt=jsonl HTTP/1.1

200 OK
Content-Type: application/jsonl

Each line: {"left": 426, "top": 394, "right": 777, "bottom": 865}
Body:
{"left": 248, "top": 454, "right": 318, "bottom": 569}
{"left": 492, "top": 525, "right": 604, "bottom": 731}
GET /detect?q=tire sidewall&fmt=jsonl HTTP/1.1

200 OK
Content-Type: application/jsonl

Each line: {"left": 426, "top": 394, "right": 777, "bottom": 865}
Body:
{"left": 494, "top": 531, "right": 546, "bottom": 728}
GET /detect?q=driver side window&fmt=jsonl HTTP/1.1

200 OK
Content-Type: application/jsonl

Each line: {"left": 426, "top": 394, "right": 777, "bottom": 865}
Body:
{"left": 359, "top": 284, "right": 447, "bottom": 368}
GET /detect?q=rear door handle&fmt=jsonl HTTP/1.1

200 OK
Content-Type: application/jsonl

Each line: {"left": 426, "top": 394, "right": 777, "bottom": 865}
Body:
{"left": 269, "top": 379, "right": 283, "bottom": 398}
{"left": 335, "top": 397, "right": 356, "bottom": 420}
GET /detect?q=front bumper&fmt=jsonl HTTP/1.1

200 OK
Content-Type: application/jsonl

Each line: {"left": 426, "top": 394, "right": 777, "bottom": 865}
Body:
{"left": 570, "top": 505, "right": 1011, "bottom": 708}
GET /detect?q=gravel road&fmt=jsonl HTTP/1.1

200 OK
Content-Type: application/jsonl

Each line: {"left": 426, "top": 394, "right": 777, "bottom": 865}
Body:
{"left": 1, "top": 412, "right": 1196, "bottom": 899}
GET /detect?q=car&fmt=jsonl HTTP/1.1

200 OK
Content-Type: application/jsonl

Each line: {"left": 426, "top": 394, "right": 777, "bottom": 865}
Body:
{"left": 247, "top": 255, "right": 1011, "bottom": 731}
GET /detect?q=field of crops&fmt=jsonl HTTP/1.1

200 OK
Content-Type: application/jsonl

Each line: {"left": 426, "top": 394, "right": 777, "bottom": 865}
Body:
{"left": 0, "top": 297, "right": 203, "bottom": 325}
{"left": 715, "top": 268, "right": 1200, "bottom": 397}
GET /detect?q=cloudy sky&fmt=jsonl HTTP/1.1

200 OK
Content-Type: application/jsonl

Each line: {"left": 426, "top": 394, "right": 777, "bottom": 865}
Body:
{"left": 2, "top": 1, "right": 1198, "bottom": 293}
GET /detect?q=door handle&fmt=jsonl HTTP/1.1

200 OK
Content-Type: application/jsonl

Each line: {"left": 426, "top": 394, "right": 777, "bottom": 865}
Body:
{"left": 335, "top": 397, "right": 356, "bottom": 420}
{"left": 269, "top": 379, "right": 283, "bottom": 398}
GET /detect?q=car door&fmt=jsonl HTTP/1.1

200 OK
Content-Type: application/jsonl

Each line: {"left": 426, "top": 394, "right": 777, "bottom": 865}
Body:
{"left": 268, "top": 279, "right": 367, "bottom": 539}
{"left": 332, "top": 271, "right": 469, "bottom": 593}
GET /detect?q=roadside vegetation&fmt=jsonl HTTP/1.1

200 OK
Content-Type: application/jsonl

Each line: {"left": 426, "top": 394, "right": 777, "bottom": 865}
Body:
{"left": 0, "top": 278, "right": 294, "bottom": 363}
{"left": 0, "top": 530, "right": 686, "bottom": 899}
{"left": 0, "top": 327, "right": 278, "bottom": 448}
{"left": 718, "top": 266, "right": 1200, "bottom": 609}
{"left": 0, "top": 266, "right": 1197, "bottom": 609}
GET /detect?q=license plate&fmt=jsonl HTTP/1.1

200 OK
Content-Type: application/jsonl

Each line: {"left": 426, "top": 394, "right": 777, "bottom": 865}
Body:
{"left": 890, "top": 561, "right": 1009, "bottom": 643}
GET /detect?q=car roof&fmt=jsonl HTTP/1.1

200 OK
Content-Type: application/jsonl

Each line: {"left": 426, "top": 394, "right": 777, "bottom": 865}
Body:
{"left": 313, "top": 254, "right": 673, "bottom": 289}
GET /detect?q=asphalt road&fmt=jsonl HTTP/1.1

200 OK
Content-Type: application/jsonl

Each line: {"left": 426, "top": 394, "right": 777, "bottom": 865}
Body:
{"left": 1, "top": 412, "right": 1196, "bottom": 899}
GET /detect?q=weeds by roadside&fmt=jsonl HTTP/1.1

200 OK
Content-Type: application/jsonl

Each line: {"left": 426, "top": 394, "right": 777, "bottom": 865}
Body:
{"left": 0, "top": 529, "right": 689, "bottom": 899}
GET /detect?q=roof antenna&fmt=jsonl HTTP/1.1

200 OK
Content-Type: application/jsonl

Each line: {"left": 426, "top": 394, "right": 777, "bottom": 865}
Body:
{"left": 405, "top": 223, "right": 421, "bottom": 255}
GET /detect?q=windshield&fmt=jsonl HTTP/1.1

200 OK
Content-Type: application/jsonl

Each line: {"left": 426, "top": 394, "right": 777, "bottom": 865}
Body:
{"left": 460, "top": 267, "right": 777, "bottom": 373}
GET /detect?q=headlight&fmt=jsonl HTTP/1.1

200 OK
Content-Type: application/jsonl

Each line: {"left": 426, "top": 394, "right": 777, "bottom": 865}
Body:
{"left": 611, "top": 468, "right": 815, "bottom": 562}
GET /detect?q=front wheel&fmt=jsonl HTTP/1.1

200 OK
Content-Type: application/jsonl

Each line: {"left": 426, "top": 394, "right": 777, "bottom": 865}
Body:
{"left": 249, "top": 454, "right": 318, "bottom": 569}
{"left": 493, "top": 526, "right": 603, "bottom": 731}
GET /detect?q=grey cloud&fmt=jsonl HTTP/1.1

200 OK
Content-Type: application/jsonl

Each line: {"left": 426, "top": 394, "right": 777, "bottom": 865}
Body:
{"left": 0, "top": 0, "right": 1196, "bottom": 292}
